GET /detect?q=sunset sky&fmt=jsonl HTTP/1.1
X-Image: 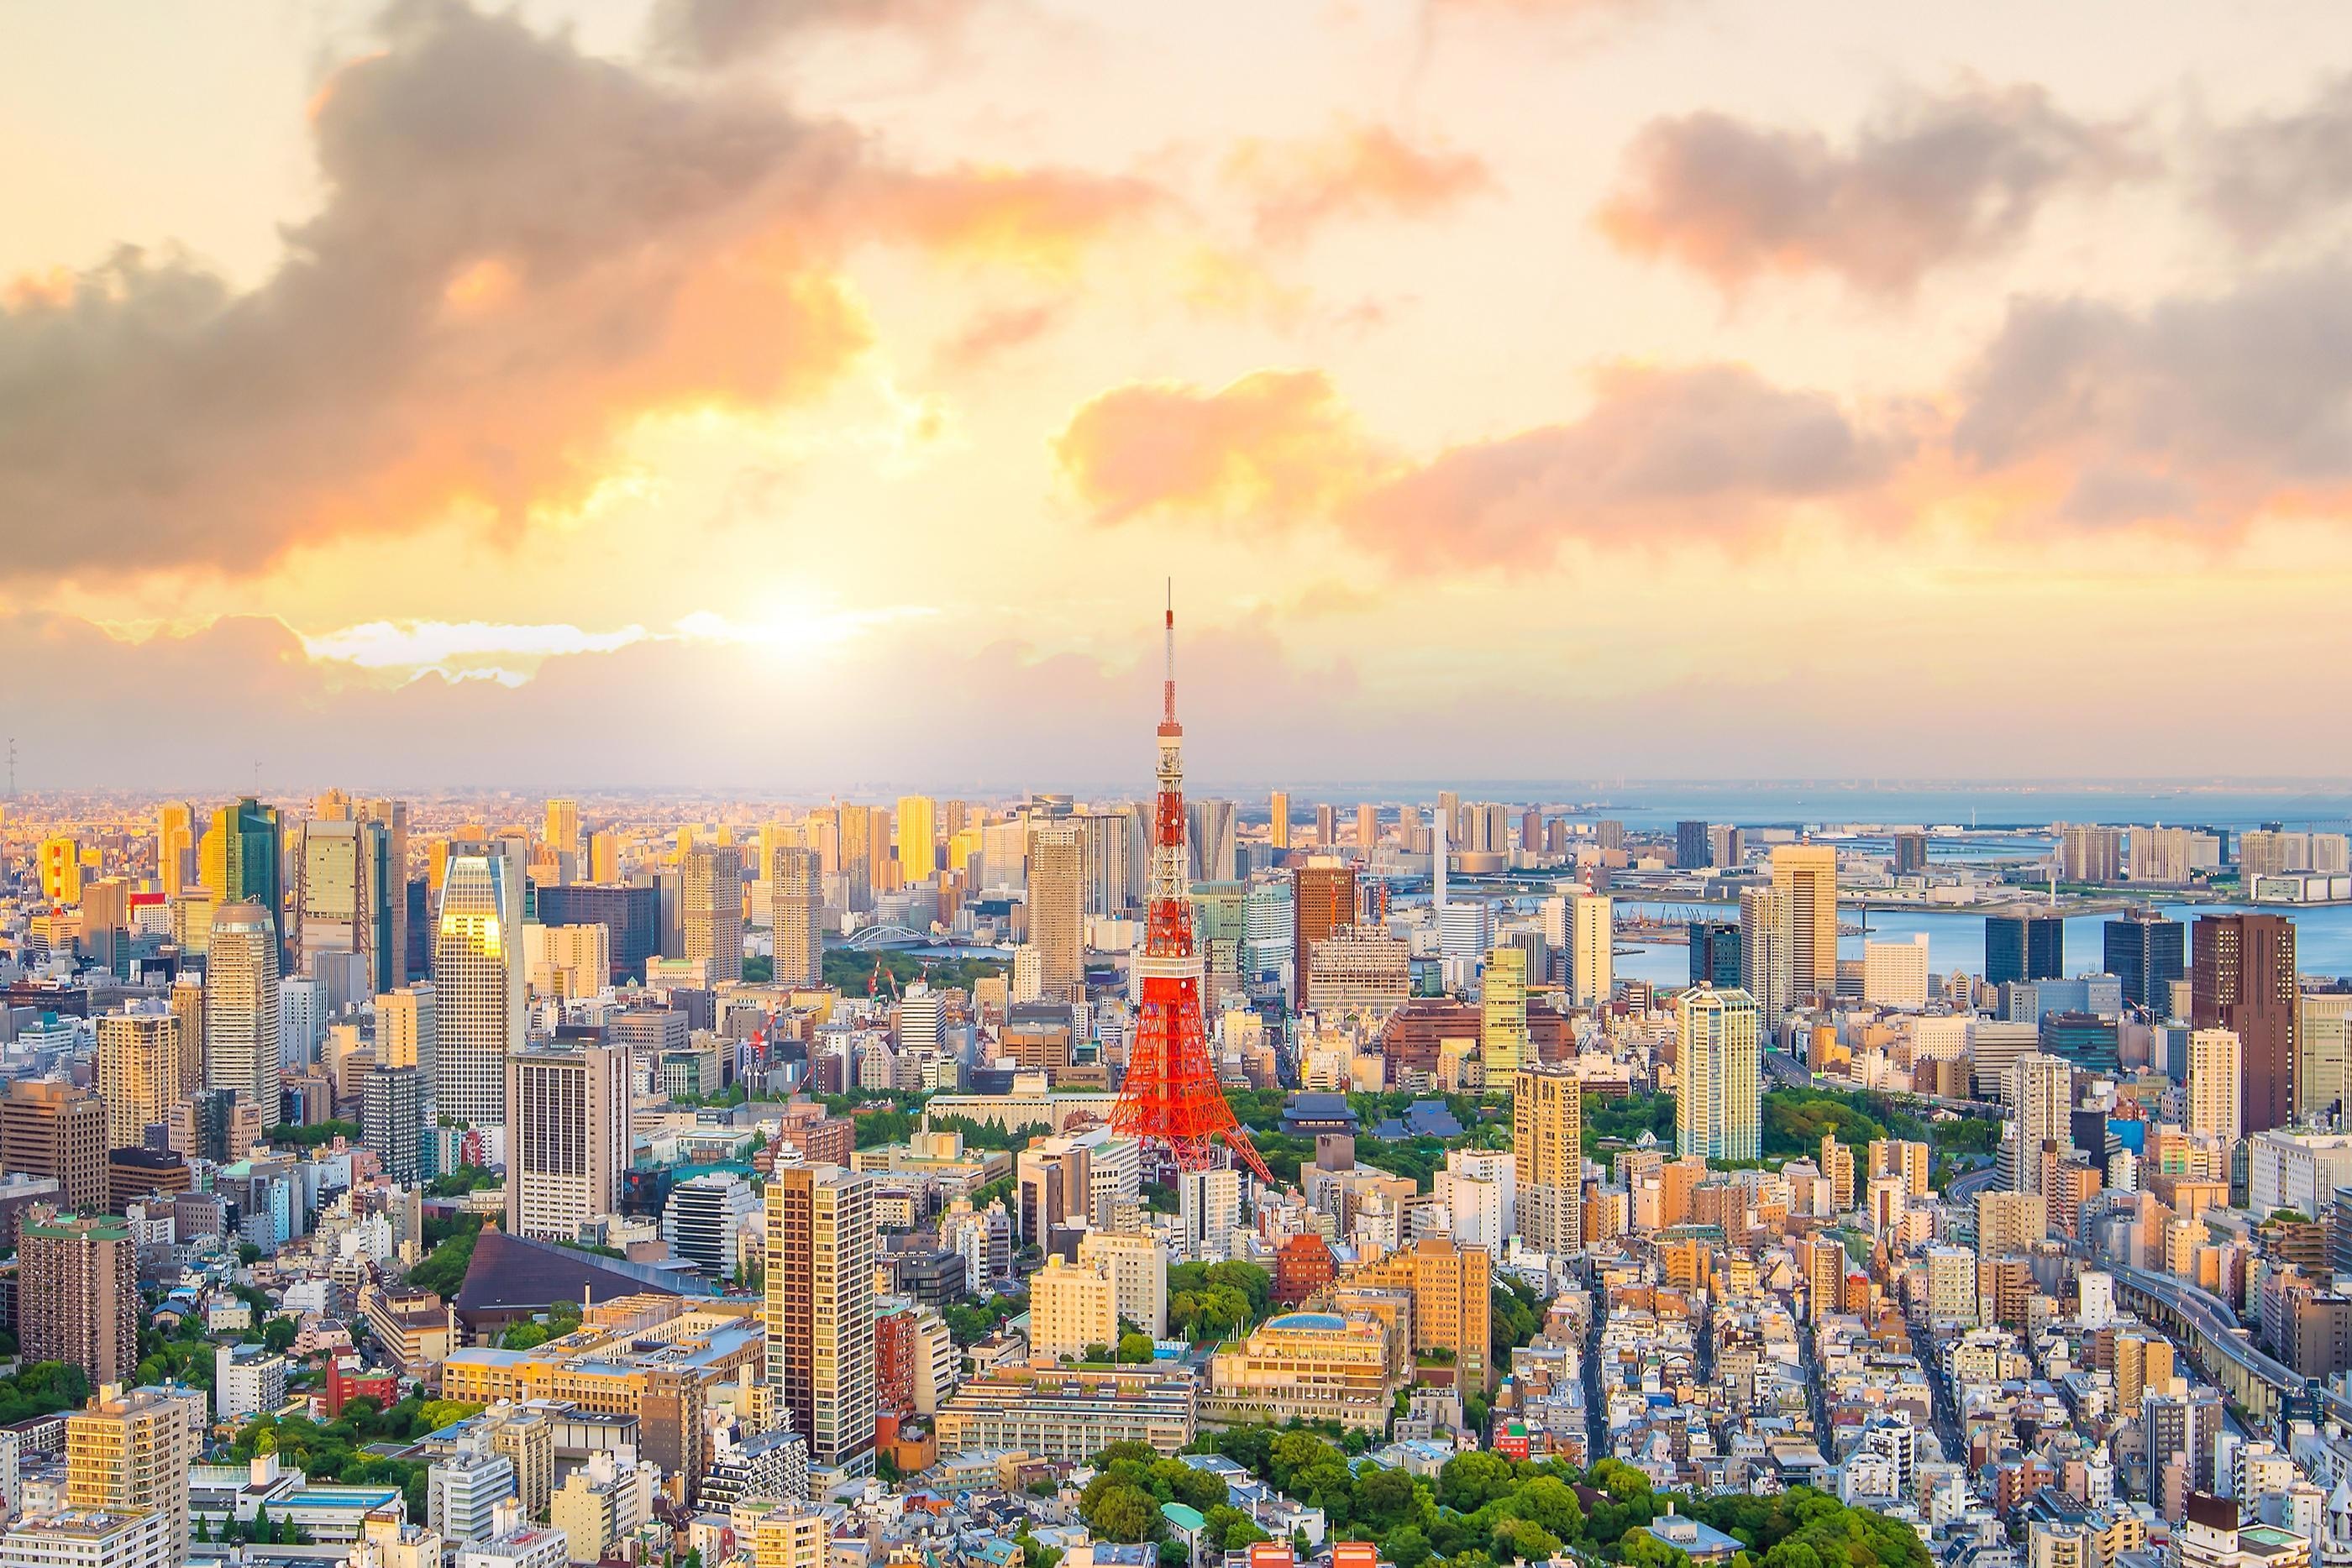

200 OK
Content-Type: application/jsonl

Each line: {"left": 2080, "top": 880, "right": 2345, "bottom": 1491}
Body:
{"left": 6, "top": 0, "right": 2352, "bottom": 791}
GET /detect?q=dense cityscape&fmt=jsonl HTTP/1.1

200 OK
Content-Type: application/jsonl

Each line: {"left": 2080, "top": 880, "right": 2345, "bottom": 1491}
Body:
{"left": 11, "top": 3, "right": 2352, "bottom": 1568}
{"left": 0, "top": 606, "right": 2346, "bottom": 1568}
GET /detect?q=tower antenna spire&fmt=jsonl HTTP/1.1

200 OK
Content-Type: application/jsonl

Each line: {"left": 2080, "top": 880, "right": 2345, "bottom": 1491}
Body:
{"left": 1163, "top": 578, "right": 1176, "bottom": 728}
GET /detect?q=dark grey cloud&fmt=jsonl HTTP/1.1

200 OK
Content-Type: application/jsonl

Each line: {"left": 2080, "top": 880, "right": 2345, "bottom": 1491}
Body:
{"left": 1598, "top": 85, "right": 2146, "bottom": 294}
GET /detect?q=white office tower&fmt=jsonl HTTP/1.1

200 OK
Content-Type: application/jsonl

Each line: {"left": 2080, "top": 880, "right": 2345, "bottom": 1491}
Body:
{"left": 505, "top": 1043, "right": 628, "bottom": 1241}
{"left": 278, "top": 974, "right": 324, "bottom": 1069}
{"left": 1180, "top": 1167, "right": 1243, "bottom": 1261}
{"left": 206, "top": 899, "right": 282, "bottom": 1114}
{"left": 0, "top": 1508, "right": 171, "bottom": 1568}
{"left": 2005, "top": 1052, "right": 2074, "bottom": 1194}
{"left": 1439, "top": 900, "right": 1492, "bottom": 968}
{"left": 896, "top": 983, "right": 943, "bottom": 1055}
{"left": 2078, "top": 1271, "right": 2115, "bottom": 1329}
{"left": 664, "top": 1171, "right": 759, "bottom": 1280}
{"left": 429, "top": 1439, "right": 519, "bottom": 1543}
{"left": 1435, "top": 1148, "right": 1515, "bottom": 1251}
{"left": 433, "top": 847, "right": 525, "bottom": 1128}
{"left": 1677, "top": 987, "right": 1761, "bottom": 1162}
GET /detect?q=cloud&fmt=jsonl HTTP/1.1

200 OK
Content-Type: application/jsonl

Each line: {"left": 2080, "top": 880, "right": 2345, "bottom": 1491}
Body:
{"left": 1953, "top": 262, "right": 2352, "bottom": 527}
{"left": 649, "top": 0, "right": 971, "bottom": 66}
{"left": 1057, "top": 363, "right": 1901, "bottom": 556}
{"left": 1346, "top": 364, "right": 1903, "bottom": 554}
{"left": 862, "top": 166, "right": 1166, "bottom": 272}
{"left": 2197, "top": 73, "right": 2352, "bottom": 249}
{"left": 934, "top": 300, "right": 1066, "bottom": 370}
{"left": 1053, "top": 370, "right": 1379, "bottom": 525}
{"left": 0, "top": 0, "right": 874, "bottom": 580}
{"left": 1596, "top": 85, "right": 2144, "bottom": 294}
{"left": 1223, "top": 123, "right": 1494, "bottom": 244}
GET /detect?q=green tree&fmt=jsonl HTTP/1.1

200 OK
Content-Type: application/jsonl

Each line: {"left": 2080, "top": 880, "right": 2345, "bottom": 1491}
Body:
{"left": 1080, "top": 1478, "right": 1162, "bottom": 1544}
{"left": 1116, "top": 1332, "right": 1156, "bottom": 1364}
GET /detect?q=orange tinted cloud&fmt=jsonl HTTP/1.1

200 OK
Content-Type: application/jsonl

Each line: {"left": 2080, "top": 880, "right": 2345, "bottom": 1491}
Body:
{"left": 1058, "top": 363, "right": 1905, "bottom": 558}
{"left": 1053, "top": 370, "right": 1378, "bottom": 525}
{"left": 1225, "top": 122, "right": 1494, "bottom": 244}
{"left": 864, "top": 165, "right": 1167, "bottom": 272}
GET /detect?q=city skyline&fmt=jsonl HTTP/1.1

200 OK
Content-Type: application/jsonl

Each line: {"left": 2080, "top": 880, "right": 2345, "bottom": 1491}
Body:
{"left": 8, "top": 3, "right": 2352, "bottom": 784}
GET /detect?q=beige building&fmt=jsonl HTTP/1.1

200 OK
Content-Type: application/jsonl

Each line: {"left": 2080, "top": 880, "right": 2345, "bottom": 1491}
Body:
{"left": 1977, "top": 1189, "right": 2050, "bottom": 1261}
{"left": 2186, "top": 1028, "right": 2244, "bottom": 1143}
{"left": 434, "top": 847, "right": 525, "bottom": 1127}
{"left": 1676, "top": 987, "right": 1761, "bottom": 1162}
{"left": 683, "top": 845, "right": 743, "bottom": 985}
{"left": 1304, "top": 926, "right": 1410, "bottom": 1022}
{"left": 933, "top": 1365, "right": 1194, "bottom": 1459}
{"left": 505, "top": 1044, "right": 627, "bottom": 1241}
{"left": 1026, "top": 825, "right": 1085, "bottom": 1004}
{"left": 95, "top": 1013, "right": 182, "bottom": 1151}
{"left": 1480, "top": 947, "right": 1527, "bottom": 1073}
{"left": 1205, "top": 1310, "right": 1397, "bottom": 1432}
{"left": 1076, "top": 1230, "right": 1168, "bottom": 1339}
{"left": 1569, "top": 892, "right": 1612, "bottom": 1008}
{"left": 1512, "top": 1064, "right": 1582, "bottom": 1255}
{"left": 732, "top": 1498, "right": 827, "bottom": 1568}
{"left": 769, "top": 847, "right": 822, "bottom": 989}
{"left": 66, "top": 1385, "right": 197, "bottom": 1560}
{"left": 205, "top": 899, "right": 281, "bottom": 1114}
{"left": 1029, "top": 1256, "right": 1118, "bottom": 1361}
{"left": 1770, "top": 845, "right": 1840, "bottom": 999}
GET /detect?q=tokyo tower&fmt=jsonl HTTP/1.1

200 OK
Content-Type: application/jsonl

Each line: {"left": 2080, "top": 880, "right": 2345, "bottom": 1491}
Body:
{"left": 1109, "top": 588, "right": 1275, "bottom": 1186}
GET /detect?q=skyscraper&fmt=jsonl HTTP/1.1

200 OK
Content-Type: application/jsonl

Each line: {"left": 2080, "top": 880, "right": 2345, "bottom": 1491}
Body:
{"left": 1739, "top": 884, "right": 1792, "bottom": 1022}
{"left": 1025, "top": 823, "right": 1084, "bottom": 1004}
{"left": 358, "top": 797, "right": 412, "bottom": 983}
{"left": 0, "top": 1083, "right": 108, "bottom": 1214}
{"left": 1688, "top": 921, "right": 1741, "bottom": 989}
{"left": 764, "top": 1166, "right": 877, "bottom": 1472}
{"left": 1482, "top": 946, "right": 1527, "bottom": 1074}
{"left": 1675, "top": 820, "right": 1710, "bottom": 869}
{"left": 202, "top": 797, "right": 286, "bottom": 971}
{"left": 1676, "top": 988, "right": 1761, "bottom": 1162}
{"left": 1268, "top": 791, "right": 1290, "bottom": 851}
{"left": 363, "top": 1065, "right": 424, "bottom": 1183}
{"left": 545, "top": 798, "right": 581, "bottom": 859}
{"left": 95, "top": 1010, "right": 182, "bottom": 1149}
{"left": 205, "top": 900, "right": 281, "bottom": 1115}
{"left": 1770, "top": 845, "right": 1840, "bottom": 1000}
{"left": 2185, "top": 1027, "right": 2243, "bottom": 1143}
{"left": 1292, "top": 860, "right": 1357, "bottom": 1009}
{"left": 1512, "top": 1064, "right": 1582, "bottom": 1255}
{"left": 506, "top": 1042, "right": 627, "bottom": 1240}
{"left": 682, "top": 845, "right": 744, "bottom": 984}
{"left": 376, "top": 982, "right": 438, "bottom": 1095}
{"left": 1355, "top": 803, "right": 1378, "bottom": 852}
{"left": 770, "top": 846, "right": 822, "bottom": 989}
{"left": 20, "top": 1211, "right": 137, "bottom": 1388}
{"left": 1569, "top": 892, "right": 1612, "bottom": 1007}
{"left": 156, "top": 801, "right": 196, "bottom": 898}
{"left": 2006, "top": 1053, "right": 2072, "bottom": 1194}
{"left": 2194, "top": 913, "right": 2297, "bottom": 1134}
{"left": 433, "top": 847, "right": 524, "bottom": 1128}
{"left": 298, "top": 815, "right": 394, "bottom": 994}
{"left": 2107, "top": 913, "right": 2187, "bottom": 1015}
{"left": 1986, "top": 914, "right": 2065, "bottom": 988}
{"left": 2060, "top": 825, "right": 2124, "bottom": 884}
{"left": 895, "top": 796, "right": 937, "bottom": 884}
{"left": 1316, "top": 802, "right": 1334, "bottom": 848}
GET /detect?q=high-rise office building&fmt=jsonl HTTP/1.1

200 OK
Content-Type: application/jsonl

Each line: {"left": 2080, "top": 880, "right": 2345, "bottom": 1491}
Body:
{"left": 1569, "top": 892, "right": 1612, "bottom": 1007}
{"left": 95, "top": 1011, "right": 182, "bottom": 1150}
{"left": 1187, "top": 800, "right": 1237, "bottom": 884}
{"left": 1268, "top": 791, "right": 1290, "bottom": 852}
{"left": 1676, "top": 988, "right": 1761, "bottom": 1162}
{"left": 1025, "top": 824, "right": 1084, "bottom": 1004}
{"left": 534, "top": 882, "right": 658, "bottom": 985}
{"left": 20, "top": 1211, "right": 137, "bottom": 1387}
{"left": 506, "top": 1043, "right": 627, "bottom": 1240}
{"left": 376, "top": 982, "right": 438, "bottom": 1099}
{"left": 37, "top": 836, "right": 81, "bottom": 904}
{"left": 156, "top": 801, "right": 197, "bottom": 898}
{"left": 682, "top": 845, "right": 744, "bottom": 984}
{"left": 298, "top": 815, "right": 395, "bottom": 995}
{"left": 358, "top": 797, "right": 412, "bottom": 983}
{"left": 1292, "top": 859, "right": 1357, "bottom": 1009}
{"left": 1355, "top": 803, "right": 1378, "bottom": 851}
{"left": 770, "top": 847, "right": 822, "bottom": 989}
{"left": 66, "top": 1384, "right": 195, "bottom": 1560}
{"left": 1481, "top": 947, "right": 1528, "bottom": 1074}
{"left": 1892, "top": 831, "right": 1930, "bottom": 875}
{"left": 170, "top": 973, "right": 203, "bottom": 1089}
{"left": 201, "top": 797, "right": 286, "bottom": 972}
{"left": 1675, "top": 821, "right": 1710, "bottom": 869}
{"left": 1986, "top": 914, "right": 2065, "bottom": 988}
{"left": 2006, "top": 1052, "right": 2073, "bottom": 1194}
{"left": 1739, "top": 885, "right": 1792, "bottom": 1022}
{"left": 545, "top": 799, "right": 581, "bottom": 860}
{"left": 206, "top": 900, "right": 281, "bottom": 1115}
{"left": 433, "top": 847, "right": 525, "bottom": 1128}
{"left": 1688, "top": 921, "right": 1741, "bottom": 990}
{"left": 2185, "top": 1028, "right": 2244, "bottom": 1144}
{"left": 1316, "top": 802, "right": 1335, "bottom": 848}
{"left": 764, "top": 1166, "right": 877, "bottom": 1472}
{"left": 2194, "top": 913, "right": 2297, "bottom": 1134}
{"left": 0, "top": 1082, "right": 108, "bottom": 1214}
{"left": 895, "top": 796, "right": 937, "bottom": 885}
{"left": 1512, "top": 1064, "right": 1582, "bottom": 1255}
{"left": 363, "top": 1064, "right": 426, "bottom": 1183}
{"left": 2105, "top": 913, "right": 2187, "bottom": 1016}
{"left": 1770, "top": 845, "right": 1840, "bottom": 1000}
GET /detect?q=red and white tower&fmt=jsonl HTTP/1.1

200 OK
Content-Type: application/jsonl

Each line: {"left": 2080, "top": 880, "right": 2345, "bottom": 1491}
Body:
{"left": 1110, "top": 586, "right": 1275, "bottom": 1184}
